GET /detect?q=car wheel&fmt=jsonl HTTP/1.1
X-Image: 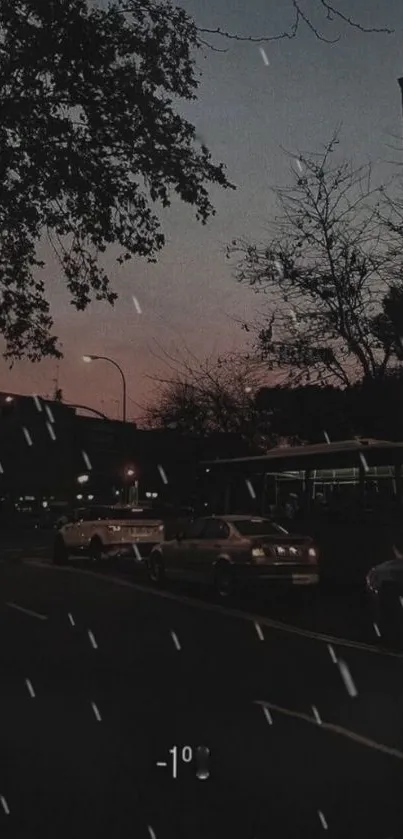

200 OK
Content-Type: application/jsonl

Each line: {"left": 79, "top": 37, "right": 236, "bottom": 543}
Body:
{"left": 214, "top": 562, "right": 236, "bottom": 599}
{"left": 89, "top": 537, "right": 104, "bottom": 564}
{"left": 148, "top": 553, "right": 165, "bottom": 585}
{"left": 53, "top": 536, "right": 68, "bottom": 566}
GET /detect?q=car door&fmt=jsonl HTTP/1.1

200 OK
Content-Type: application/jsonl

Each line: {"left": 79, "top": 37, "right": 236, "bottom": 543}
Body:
{"left": 62, "top": 508, "right": 85, "bottom": 552}
{"left": 167, "top": 518, "right": 207, "bottom": 581}
{"left": 196, "top": 518, "right": 231, "bottom": 579}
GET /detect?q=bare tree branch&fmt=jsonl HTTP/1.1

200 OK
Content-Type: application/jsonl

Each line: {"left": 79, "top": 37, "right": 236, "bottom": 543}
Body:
{"left": 196, "top": 0, "right": 393, "bottom": 50}
{"left": 227, "top": 132, "right": 402, "bottom": 386}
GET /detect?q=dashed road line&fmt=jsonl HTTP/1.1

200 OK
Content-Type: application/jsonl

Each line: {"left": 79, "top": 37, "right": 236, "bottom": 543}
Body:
{"left": 6, "top": 602, "right": 48, "bottom": 621}
{"left": 23, "top": 559, "right": 403, "bottom": 659}
{"left": 254, "top": 700, "right": 403, "bottom": 760}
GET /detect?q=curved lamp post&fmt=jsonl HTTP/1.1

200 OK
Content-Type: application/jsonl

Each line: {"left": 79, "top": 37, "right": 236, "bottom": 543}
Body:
{"left": 82, "top": 355, "right": 127, "bottom": 422}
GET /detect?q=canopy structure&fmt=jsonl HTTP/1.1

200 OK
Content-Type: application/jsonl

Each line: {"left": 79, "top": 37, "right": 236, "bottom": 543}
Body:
{"left": 201, "top": 439, "right": 403, "bottom": 476}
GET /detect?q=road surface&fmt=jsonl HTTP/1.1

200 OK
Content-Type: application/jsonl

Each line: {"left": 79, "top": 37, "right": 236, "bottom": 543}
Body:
{"left": 0, "top": 549, "right": 403, "bottom": 838}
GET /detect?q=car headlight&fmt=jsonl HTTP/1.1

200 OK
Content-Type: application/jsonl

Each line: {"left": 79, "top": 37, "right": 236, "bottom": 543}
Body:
{"left": 308, "top": 547, "right": 317, "bottom": 557}
{"left": 275, "top": 545, "right": 286, "bottom": 555}
{"left": 252, "top": 547, "right": 265, "bottom": 558}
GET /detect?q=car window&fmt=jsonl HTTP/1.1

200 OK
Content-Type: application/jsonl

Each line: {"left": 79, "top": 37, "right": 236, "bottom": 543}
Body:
{"left": 232, "top": 519, "right": 289, "bottom": 537}
{"left": 203, "top": 518, "right": 230, "bottom": 540}
{"left": 183, "top": 519, "right": 206, "bottom": 539}
{"left": 82, "top": 507, "right": 100, "bottom": 521}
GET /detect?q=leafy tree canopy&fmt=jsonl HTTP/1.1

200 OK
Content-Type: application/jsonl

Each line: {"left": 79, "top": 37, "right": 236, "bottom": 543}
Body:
{"left": 0, "top": 0, "right": 235, "bottom": 361}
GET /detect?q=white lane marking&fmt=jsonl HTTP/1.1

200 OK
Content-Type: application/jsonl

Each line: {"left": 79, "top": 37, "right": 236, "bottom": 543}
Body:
{"left": 254, "top": 621, "right": 264, "bottom": 641}
{"left": 88, "top": 630, "right": 98, "bottom": 649}
{"left": 32, "top": 394, "right": 43, "bottom": 412}
{"left": 262, "top": 705, "right": 273, "bottom": 725}
{"left": 171, "top": 631, "right": 181, "bottom": 651}
{"left": 312, "top": 705, "right": 322, "bottom": 725}
{"left": 68, "top": 612, "right": 75, "bottom": 626}
{"left": 0, "top": 462, "right": 3, "bottom": 474}
{"left": 318, "top": 810, "right": 328, "bottom": 830}
{"left": 0, "top": 795, "right": 10, "bottom": 815}
{"left": 373, "top": 622, "right": 381, "bottom": 637}
{"left": 25, "top": 679, "right": 35, "bottom": 698}
{"left": 147, "top": 827, "right": 157, "bottom": 839}
{"left": 338, "top": 659, "right": 358, "bottom": 697}
{"left": 400, "top": 596, "right": 403, "bottom": 609}
{"left": 91, "top": 702, "right": 102, "bottom": 721}
{"left": 254, "top": 700, "right": 403, "bottom": 760}
{"left": 25, "top": 560, "right": 403, "bottom": 659}
{"left": 323, "top": 430, "right": 331, "bottom": 444}
{"left": 327, "top": 644, "right": 337, "bottom": 663}
{"left": 6, "top": 602, "right": 47, "bottom": 621}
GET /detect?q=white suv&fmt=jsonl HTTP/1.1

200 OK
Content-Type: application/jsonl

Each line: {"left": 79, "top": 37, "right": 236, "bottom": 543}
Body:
{"left": 53, "top": 504, "right": 165, "bottom": 565}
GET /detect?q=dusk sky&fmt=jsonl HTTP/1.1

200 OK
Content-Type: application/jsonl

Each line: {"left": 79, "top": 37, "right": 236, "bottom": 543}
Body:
{"left": 0, "top": 0, "right": 402, "bottom": 422}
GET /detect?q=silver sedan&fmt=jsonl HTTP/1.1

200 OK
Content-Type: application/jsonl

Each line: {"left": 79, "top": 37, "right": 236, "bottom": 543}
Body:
{"left": 147, "top": 515, "right": 319, "bottom": 597}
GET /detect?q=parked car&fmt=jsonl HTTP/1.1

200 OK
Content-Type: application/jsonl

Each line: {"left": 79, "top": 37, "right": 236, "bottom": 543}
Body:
{"left": 366, "top": 543, "right": 403, "bottom": 647}
{"left": 146, "top": 514, "right": 319, "bottom": 597}
{"left": 52, "top": 504, "right": 165, "bottom": 564}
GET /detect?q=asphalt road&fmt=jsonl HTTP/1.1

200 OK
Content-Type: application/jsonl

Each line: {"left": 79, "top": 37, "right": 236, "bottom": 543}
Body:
{"left": 1, "top": 545, "right": 403, "bottom": 838}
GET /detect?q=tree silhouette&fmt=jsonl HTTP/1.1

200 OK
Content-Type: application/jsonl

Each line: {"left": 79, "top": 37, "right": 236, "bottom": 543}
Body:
{"left": 228, "top": 133, "right": 401, "bottom": 386}
{"left": 0, "top": 0, "right": 235, "bottom": 362}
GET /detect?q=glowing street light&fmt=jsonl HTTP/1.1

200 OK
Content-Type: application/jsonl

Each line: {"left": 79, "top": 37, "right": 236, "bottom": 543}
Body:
{"left": 82, "top": 354, "right": 127, "bottom": 422}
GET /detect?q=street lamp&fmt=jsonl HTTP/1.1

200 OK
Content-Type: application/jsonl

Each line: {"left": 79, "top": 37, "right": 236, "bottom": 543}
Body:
{"left": 82, "top": 355, "right": 127, "bottom": 422}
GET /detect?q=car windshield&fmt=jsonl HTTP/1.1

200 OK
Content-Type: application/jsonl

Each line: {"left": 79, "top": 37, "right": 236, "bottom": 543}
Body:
{"left": 232, "top": 519, "right": 289, "bottom": 537}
